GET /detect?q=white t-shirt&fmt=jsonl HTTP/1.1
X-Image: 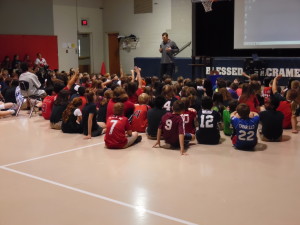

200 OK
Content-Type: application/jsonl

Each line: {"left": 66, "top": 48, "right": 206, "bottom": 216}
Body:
{"left": 35, "top": 58, "right": 47, "bottom": 67}
{"left": 73, "top": 108, "right": 82, "bottom": 117}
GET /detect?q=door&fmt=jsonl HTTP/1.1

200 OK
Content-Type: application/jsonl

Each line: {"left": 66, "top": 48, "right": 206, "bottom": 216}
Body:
{"left": 78, "top": 33, "right": 91, "bottom": 74}
{"left": 108, "top": 33, "right": 120, "bottom": 75}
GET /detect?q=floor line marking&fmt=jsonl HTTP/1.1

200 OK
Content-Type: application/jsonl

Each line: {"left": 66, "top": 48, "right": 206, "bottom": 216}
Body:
{"left": 0, "top": 166, "right": 198, "bottom": 225}
{"left": 2, "top": 142, "right": 105, "bottom": 167}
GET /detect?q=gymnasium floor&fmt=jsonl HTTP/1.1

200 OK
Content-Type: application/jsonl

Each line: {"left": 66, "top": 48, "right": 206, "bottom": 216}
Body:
{"left": 1, "top": 112, "right": 300, "bottom": 225}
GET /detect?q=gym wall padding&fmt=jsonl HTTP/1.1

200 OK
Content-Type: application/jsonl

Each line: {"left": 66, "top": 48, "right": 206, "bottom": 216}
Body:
{"left": 0, "top": 35, "right": 58, "bottom": 69}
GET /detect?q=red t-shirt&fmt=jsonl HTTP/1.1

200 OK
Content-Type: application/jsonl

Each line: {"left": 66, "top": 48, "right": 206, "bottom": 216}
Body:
{"left": 79, "top": 96, "right": 87, "bottom": 111}
{"left": 159, "top": 113, "right": 185, "bottom": 147}
{"left": 106, "top": 99, "right": 134, "bottom": 120}
{"left": 277, "top": 101, "right": 292, "bottom": 129}
{"left": 128, "top": 88, "right": 143, "bottom": 104}
{"left": 181, "top": 110, "right": 197, "bottom": 134}
{"left": 239, "top": 95, "right": 259, "bottom": 113}
{"left": 105, "top": 115, "right": 131, "bottom": 149}
{"left": 131, "top": 104, "right": 150, "bottom": 132}
{"left": 42, "top": 95, "right": 56, "bottom": 120}
{"left": 263, "top": 87, "right": 272, "bottom": 99}
{"left": 236, "top": 88, "right": 242, "bottom": 97}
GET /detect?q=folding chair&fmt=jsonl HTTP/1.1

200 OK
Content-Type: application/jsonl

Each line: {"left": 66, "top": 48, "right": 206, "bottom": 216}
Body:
{"left": 16, "top": 80, "right": 41, "bottom": 118}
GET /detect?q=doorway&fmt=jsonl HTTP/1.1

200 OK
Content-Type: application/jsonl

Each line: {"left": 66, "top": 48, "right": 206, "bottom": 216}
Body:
{"left": 78, "top": 33, "right": 91, "bottom": 74}
{"left": 108, "top": 33, "right": 120, "bottom": 75}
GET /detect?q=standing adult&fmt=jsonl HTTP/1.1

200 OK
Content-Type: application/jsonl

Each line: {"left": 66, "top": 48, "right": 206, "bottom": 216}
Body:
{"left": 159, "top": 32, "right": 179, "bottom": 80}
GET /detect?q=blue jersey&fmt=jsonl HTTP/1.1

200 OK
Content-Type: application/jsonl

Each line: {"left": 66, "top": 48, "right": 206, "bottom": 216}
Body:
{"left": 231, "top": 115, "right": 259, "bottom": 150}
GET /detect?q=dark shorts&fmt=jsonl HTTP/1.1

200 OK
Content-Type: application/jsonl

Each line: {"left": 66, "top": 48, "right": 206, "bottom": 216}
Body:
{"left": 170, "top": 133, "right": 193, "bottom": 148}
{"left": 184, "top": 133, "right": 193, "bottom": 142}
{"left": 90, "top": 126, "right": 103, "bottom": 137}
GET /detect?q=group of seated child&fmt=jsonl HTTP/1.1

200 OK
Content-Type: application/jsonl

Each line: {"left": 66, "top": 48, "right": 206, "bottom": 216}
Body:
{"left": 1, "top": 64, "right": 300, "bottom": 155}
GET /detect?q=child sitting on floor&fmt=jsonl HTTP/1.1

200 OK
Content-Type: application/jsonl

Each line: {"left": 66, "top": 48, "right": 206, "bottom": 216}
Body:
{"left": 223, "top": 99, "right": 238, "bottom": 136}
{"left": 105, "top": 102, "right": 142, "bottom": 149}
{"left": 61, "top": 97, "right": 83, "bottom": 134}
{"left": 146, "top": 96, "right": 166, "bottom": 139}
{"left": 196, "top": 96, "right": 221, "bottom": 145}
{"left": 180, "top": 97, "right": 198, "bottom": 135}
{"left": 259, "top": 97, "right": 283, "bottom": 142}
{"left": 131, "top": 93, "right": 151, "bottom": 132}
{"left": 153, "top": 100, "right": 195, "bottom": 155}
{"left": 231, "top": 103, "right": 259, "bottom": 150}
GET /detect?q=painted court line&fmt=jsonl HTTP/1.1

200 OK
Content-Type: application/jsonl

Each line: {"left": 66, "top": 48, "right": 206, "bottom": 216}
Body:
{"left": 0, "top": 166, "right": 199, "bottom": 225}
{"left": 2, "top": 142, "right": 105, "bottom": 167}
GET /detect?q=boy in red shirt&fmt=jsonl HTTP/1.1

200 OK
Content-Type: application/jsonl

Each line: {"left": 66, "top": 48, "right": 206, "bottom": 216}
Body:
{"left": 42, "top": 87, "right": 56, "bottom": 120}
{"left": 131, "top": 93, "right": 151, "bottom": 132}
{"left": 180, "top": 97, "right": 198, "bottom": 134}
{"left": 105, "top": 103, "right": 142, "bottom": 149}
{"left": 153, "top": 100, "right": 195, "bottom": 155}
{"left": 42, "top": 79, "right": 66, "bottom": 120}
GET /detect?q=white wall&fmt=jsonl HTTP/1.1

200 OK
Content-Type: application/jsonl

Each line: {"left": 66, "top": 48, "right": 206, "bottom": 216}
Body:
{"left": 53, "top": 0, "right": 78, "bottom": 71}
{"left": 77, "top": 0, "right": 104, "bottom": 73}
{"left": 53, "top": 0, "right": 104, "bottom": 72}
{"left": 0, "top": 0, "right": 54, "bottom": 35}
{"left": 103, "top": 0, "right": 192, "bottom": 73}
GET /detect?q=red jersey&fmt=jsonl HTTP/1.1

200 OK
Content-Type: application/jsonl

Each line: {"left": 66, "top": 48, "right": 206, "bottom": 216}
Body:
{"left": 159, "top": 113, "right": 185, "bottom": 147}
{"left": 128, "top": 88, "right": 143, "bottom": 104}
{"left": 263, "top": 87, "right": 272, "bottom": 99}
{"left": 105, "top": 115, "right": 131, "bottom": 149}
{"left": 79, "top": 96, "right": 87, "bottom": 111}
{"left": 277, "top": 101, "right": 292, "bottom": 129}
{"left": 236, "top": 88, "right": 242, "bottom": 97}
{"left": 106, "top": 99, "right": 134, "bottom": 120}
{"left": 181, "top": 110, "right": 197, "bottom": 134}
{"left": 131, "top": 104, "right": 150, "bottom": 132}
{"left": 239, "top": 95, "right": 259, "bottom": 113}
{"left": 42, "top": 95, "right": 56, "bottom": 120}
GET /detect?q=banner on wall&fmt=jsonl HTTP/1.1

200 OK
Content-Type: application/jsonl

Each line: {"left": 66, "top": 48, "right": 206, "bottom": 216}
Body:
{"left": 206, "top": 67, "right": 300, "bottom": 77}
{"left": 207, "top": 57, "right": 300, "bottom": 78}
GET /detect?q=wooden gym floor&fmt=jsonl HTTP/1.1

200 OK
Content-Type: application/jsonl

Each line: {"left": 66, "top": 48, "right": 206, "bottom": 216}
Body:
{"left": 0, "top": 112, "right": 300, "bottom": 225}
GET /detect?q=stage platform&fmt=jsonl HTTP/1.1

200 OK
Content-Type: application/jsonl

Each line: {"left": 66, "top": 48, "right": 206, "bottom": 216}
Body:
{"left": 134, "top": 57, "right": 300, "bottom": 84}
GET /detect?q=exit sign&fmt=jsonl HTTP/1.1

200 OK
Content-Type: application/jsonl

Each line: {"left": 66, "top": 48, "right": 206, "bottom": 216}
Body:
{"left": 81, "top": 19, "right": 88, "bottom": 26}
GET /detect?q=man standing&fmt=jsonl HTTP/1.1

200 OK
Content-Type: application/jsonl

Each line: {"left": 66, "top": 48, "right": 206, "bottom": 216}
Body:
{"left": 159, "top": 32, "right": 179, "bottom": 79}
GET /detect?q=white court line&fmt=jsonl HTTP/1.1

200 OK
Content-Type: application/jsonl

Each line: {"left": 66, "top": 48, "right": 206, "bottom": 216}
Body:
{"left": 0, "top": 166, "right": 199, "bottom": 225}
{"left": 2, "top": 142, "right": 105, "bottom": 167}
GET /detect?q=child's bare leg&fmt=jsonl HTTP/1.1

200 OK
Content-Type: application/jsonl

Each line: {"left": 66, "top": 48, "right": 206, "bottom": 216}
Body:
{"left": 97, "top": 122, "right": 106, "bottom": 129}
{"left": 0, "top": 102, "right": 13, "bottom": 110}
{"left": 0, "top": 110, "right": 14, "bottom": 118}
{"left": 291, "top": 115, "right": 298, "bottom": 133}
{"left": 191, "top": 134, "right": 196, "bottom": 141}
{"left": 161, "top": 143, "right": 171, "bottom": 149}
{"left": 124, "top": 132, "right": 138, "bottom": 148}
{"left": 35, "top": 101, "right": 42, "bottom": 108}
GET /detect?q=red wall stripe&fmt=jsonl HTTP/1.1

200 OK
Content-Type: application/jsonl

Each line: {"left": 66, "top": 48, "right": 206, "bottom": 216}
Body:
{"left": 0, "top": 35, "right": 58, "bottom": 70}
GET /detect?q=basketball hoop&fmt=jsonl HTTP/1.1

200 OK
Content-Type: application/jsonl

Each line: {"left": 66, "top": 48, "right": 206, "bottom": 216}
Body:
{"left": 201, "top": 0, "right": 214, "bottom": 12}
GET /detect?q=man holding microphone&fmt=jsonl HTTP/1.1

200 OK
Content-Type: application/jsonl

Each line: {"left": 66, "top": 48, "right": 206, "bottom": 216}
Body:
{"left": 159, "top": 32, "right": 179, "bottom": 80}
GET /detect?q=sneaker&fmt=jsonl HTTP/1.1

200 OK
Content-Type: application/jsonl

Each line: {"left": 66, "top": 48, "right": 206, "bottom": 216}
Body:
{"left": 7, "top": 109, "right": 16, "bottom": 115}
{"left": 134, "top": 135, "right": 142, "bottom": 144}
